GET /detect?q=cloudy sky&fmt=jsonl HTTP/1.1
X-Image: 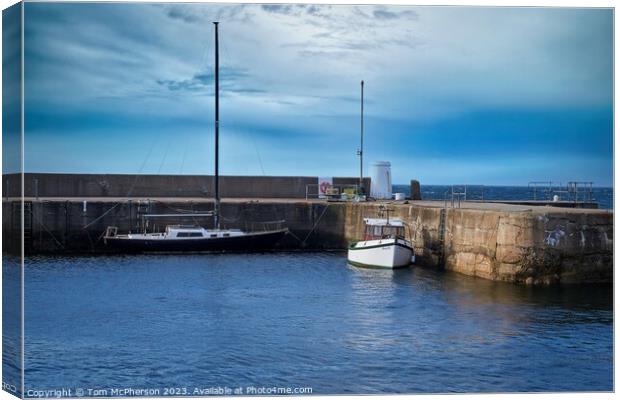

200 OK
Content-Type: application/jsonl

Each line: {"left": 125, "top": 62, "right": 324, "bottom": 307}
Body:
{"left": 18, "top": 3, "right": 613, "bottom": 185}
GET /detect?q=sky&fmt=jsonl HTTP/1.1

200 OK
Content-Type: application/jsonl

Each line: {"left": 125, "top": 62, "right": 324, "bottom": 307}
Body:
{"left": 10, "top": 3, "right": 614, "bottom": 185}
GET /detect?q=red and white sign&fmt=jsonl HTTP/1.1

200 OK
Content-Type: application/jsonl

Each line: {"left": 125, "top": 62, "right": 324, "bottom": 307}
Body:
{"left": 318, "top": 177, "right": 333, "bottom": 198}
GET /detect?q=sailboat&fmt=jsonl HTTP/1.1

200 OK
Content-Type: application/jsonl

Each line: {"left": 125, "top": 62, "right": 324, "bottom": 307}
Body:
{"left": 104, "top": 22, "right": 288, "bottom": 253}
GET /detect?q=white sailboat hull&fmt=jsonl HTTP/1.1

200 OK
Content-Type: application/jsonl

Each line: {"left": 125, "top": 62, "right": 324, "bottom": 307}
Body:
{"left": 347, "top": 238, "right": 413, "bottom": 269}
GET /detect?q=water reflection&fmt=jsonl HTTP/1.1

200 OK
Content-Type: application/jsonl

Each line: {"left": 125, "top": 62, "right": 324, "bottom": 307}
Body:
{"left": 344, "top": 266, "right": 404, "bottom": 353}
{"left": 18, "top": 253, "right": 613, "bottom": 394}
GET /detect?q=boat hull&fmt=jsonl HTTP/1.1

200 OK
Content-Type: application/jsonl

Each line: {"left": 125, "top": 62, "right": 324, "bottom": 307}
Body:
{"left": 105, "top": 229, "right": 288, "bottom": 253}
{"left": 347, "top": 239, "right": 413, "bottom": 269}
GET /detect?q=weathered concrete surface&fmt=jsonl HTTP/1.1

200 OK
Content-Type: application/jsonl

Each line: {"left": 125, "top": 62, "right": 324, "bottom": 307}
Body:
{"left": 344, "top": 202, "right": 613, "bottom": 285}
{"left": 3, "top": 173, "right": 370, "bottom": 199}
{"left": 3, "top": 198, "right": 613, "bottom": 285}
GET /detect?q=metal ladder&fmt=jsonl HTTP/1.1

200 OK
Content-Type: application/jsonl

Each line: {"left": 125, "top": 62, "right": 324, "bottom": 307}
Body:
{"left": 24, "top": 202, "right": 33, "bottom": 250}
{"left": 12, "top": 201, "right": 33, "bottom": 252}
{"left": 437, "top": 208, "right": 447, "bottom": 267}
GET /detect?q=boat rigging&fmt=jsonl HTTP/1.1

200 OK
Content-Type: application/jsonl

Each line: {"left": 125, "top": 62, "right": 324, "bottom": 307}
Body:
{"left": 104, "top": 22, "right": 288, "bottom": 253}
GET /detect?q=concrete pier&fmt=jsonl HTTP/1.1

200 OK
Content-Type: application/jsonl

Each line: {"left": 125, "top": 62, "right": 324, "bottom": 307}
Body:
{"left": 344, "top": 201, "right": 612, "bottom": 285}
{"left": 3, "top": 196, "right": 613, "bottom": 285}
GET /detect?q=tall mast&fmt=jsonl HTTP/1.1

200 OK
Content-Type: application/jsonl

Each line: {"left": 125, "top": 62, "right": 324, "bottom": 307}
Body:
{"left": 213, "top": 21, "right": 220, "bottom": 230}
{"left": 359, "top": 80, "right": 364, "bottom": 193}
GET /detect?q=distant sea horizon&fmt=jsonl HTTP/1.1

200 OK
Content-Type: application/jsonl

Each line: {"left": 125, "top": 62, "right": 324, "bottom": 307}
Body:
{"left": 394, "top": 183, "right": 613, "bottom": 188}
{"left": 392, "top": 184, "right": 613, "bottom": 210}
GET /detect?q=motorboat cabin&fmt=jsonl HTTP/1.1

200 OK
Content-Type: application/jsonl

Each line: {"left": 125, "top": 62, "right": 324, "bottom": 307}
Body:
{"left": 347, "top": 217, "right": 414, "bottom": 269}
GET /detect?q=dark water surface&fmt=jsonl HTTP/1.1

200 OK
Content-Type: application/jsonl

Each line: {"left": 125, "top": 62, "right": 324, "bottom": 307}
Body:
{"left": 5, "top": 253, "right": 613, "bottom": 395}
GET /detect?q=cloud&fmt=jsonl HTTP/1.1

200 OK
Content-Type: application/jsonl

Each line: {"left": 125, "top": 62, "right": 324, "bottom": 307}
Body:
{"left": 22, "top": 3, "right": 613, "bottom": 184}
{"left": 193, "top": 67, "right": 250, "bottom": 82}
{"left": 156, "top": 67, "right": 269, "bottom": 97}
{"left": 372, "top": 7, "right": 418, "bottom": 20}
{"left": 24, "top": 3, "right": 613, "bottom": 117}
{"left": 297, "top": 49, "right": 352, "bottom": 59}
{"left": 166, "top": 7, "right": 200, "bottom": 23}
{"left": 305, "top": 5, "right": 323, "bottom": 16}
{"left": 162, "top": 3, "right": 255, "bottom": 25}
{"left": 283, "top": 36, "right": 418, "bottom": 54}
{"left": 275, "top": 5, "right": 421, "bottom": 58}
{"left": 261, "top": 4, "right": 295, "bottom": 15}
{"left": 261, "top": 4, "right": 333, "bottom": 19}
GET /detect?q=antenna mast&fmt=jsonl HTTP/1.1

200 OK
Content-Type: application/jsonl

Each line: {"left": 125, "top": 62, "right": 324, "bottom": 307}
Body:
{"left": 358, "top": 80, "right": 364, "bottom": 194}
{"left": 213, "top": 21, "right": 220, "bottom": 230}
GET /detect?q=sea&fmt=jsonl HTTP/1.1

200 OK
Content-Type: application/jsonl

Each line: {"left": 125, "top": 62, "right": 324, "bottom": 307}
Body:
{"left": 392, "top": 184, "right": 614, "bottom": 210}
{"left": 3, "top": 253, "right": 613, "bottom": 396}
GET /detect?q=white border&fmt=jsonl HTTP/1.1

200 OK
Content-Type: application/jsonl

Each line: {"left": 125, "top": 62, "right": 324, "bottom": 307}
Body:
{"left": 0, "top": 2, "right": 615, "bottom": 400}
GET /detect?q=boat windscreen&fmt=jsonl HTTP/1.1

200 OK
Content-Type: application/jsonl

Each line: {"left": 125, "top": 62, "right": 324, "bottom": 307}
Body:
{"left": 364, "top": 225, "right": 405, "bottom": 240}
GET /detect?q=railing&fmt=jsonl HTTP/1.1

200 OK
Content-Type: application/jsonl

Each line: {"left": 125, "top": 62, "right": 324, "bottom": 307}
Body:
{"left": 567, "top": 181, "right": 594, "bottom": 203}
{"left": 124, "top": 219, "right": 287, "bottom": 235}
{"left": 242, "top": 220, "right": 287, "bottom": 232}
{"left": 528, "top": 181, "right": 595, "bottom": 205}
{"left": 305, "top": 183, "right": 361, "bottom": 201}
{"left": 528, "top": 181, "right": 562, "bottom": 201}
{"left": 104, "top": 226, "right": 118, "bottom": 238}
{"left": 443, "top": 185, "right": 485, "bottom": 208}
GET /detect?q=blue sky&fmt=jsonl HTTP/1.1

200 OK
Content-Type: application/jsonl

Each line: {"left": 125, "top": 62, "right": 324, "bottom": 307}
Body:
{"left": 17, "top": 3, "right": 613, "bottom": 185}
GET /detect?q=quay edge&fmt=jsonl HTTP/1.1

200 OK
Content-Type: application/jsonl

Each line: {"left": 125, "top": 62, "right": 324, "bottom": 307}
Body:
{"left": 3, "top": 198, "right": 613, "bottom": 285}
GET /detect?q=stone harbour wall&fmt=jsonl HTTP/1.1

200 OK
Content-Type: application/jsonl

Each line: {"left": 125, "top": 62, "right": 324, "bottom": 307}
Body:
{"left": 2, "top": 199, "right": 348, "bottom": 254}
{"left": 3, "top": 199, "right": 613, "bottom": 285}
{"left": 344, "top": 202, "right": 613, "bottom": 285}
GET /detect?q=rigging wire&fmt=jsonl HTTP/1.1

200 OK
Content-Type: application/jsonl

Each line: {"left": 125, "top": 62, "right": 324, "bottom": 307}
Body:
{"left": 179, "top": 139, "right": 189, "bottom": 174}
{"left": 82, "top": 139, "right": 157, "bottom": 230}
{"left": 157, "top": 138, "right": 172, "bottom": 174}
{"left": 127, "top": 138, "right": 157, "bottom": 195}
{"left": 84, "top": 26, "right": 216, "bottom": 231}
{"left": 219, "top": 26, "right": 267, "bottom": 177}
{"left": 199, "top": 23, "right": 213, "bottom": 76}
{"left": 251, "top": 135, "right": 266, "bottom": 176}
{"left": 84, "top": 24, "right": 272, "bottom": 233}
{"left": 34, "top": 207, "right": 65, "bottom": 249}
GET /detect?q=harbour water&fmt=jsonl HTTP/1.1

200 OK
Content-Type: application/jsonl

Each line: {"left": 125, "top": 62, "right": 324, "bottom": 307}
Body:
{"left": 3, "top": 253, "right": 612, "bottom": 395}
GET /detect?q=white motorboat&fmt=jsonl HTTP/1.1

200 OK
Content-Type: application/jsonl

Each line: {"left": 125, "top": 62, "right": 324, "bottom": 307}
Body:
{"left": 347, "top": 215, "right": 414, "bottom": 269}
{"left": 347, "top": 83, "right": 414, "bottom": 269}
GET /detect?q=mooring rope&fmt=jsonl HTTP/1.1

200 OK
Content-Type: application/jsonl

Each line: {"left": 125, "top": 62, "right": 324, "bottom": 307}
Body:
{"left": 286, "top": 229, "right": 303, "bottom": 244}
{"left": 84, "top": 229, "right": 95, "bottom": 252}
{"left": 95, "top": 228, "right": 107, "bottom": 243}
{"left": 34, "top": 208, "right": 65, "bottom": 249}
{"left": 300, "top": 203, "right": 330, "bottom": 246}
{"left": 82, "top": 203, "right": 121, "bottom": 230}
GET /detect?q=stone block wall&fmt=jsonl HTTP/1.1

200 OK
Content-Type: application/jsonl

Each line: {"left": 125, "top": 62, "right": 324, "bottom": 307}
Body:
{"left": 4, "top": 198, "right": 612, "bottom": 285}
{"left": 344, "top": 202, "right": 613, "bottom": 284}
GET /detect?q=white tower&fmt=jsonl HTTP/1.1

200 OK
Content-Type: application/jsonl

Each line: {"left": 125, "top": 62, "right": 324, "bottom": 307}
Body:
{"left": 370, "top": 161, "right": 392, "bottom": 199}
